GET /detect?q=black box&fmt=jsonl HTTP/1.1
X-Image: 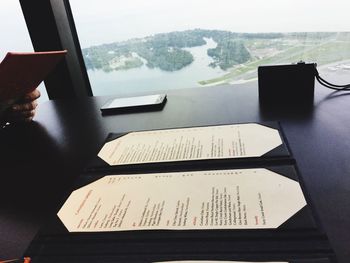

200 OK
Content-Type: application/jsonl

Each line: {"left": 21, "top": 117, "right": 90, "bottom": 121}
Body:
{"left": 258, "top": 62, "right": 316, "bottom": 108}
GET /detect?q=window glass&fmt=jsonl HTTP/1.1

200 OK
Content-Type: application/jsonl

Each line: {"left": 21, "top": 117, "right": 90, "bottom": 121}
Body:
{"left": 0, "top": 0, "right": 49, "bottom": 103}
{"left": 70, "top": 0, "right": 350, "bottom": 96}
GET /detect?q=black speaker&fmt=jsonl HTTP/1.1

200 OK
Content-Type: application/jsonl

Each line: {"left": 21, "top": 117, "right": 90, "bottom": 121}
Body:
{"left": 258, "top": 62, "right": 316, "bottom": 109}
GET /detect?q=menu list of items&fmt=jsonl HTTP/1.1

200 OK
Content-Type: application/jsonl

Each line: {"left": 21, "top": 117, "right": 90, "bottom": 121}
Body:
{"left": 98, "top": 124, "right": 283, "bottom": 166}
{"left": 58, "top": 168, "right": 306, "bottom": 232}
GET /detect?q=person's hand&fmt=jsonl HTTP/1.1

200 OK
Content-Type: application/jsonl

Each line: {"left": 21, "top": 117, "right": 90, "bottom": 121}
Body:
{"left": 4, "top": 89, "right": 41, "bottom": 123}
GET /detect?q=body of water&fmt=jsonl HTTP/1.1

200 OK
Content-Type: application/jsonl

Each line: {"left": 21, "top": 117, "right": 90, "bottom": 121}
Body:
{"left": 87, "top": 38, "right": 225, "bottom": 96}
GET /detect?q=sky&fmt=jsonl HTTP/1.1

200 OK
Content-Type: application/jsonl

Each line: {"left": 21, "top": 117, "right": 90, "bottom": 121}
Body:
{"left": 1, "top": 0, "right": 350, "bottom": 50}
{"left": 0, "top": 1, "right": 47, "bottom": 101}
{"left": 70, "top": 0, "right": 350, "bottom": 47}
{"left": 0, "top": 1, "right": 33, "bottom": 58}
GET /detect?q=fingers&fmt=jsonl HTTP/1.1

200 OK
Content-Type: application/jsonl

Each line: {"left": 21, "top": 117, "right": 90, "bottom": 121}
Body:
{"left": 12, "top": 100, "right": 38, "bottom": 112}
{"left": 22, "top": 89, "right": 41, "bottom": 102}
{"left": 9, "top": 109, "right": 36, "bottom": 118}
{"left": 2, "top": 89, "right": 41, "bottom": 124}
{"left": 4, "top": 109, "right": 36, "bottom": 123}
{"left": 9, "top": 100, "right": 38, "bottom": 123}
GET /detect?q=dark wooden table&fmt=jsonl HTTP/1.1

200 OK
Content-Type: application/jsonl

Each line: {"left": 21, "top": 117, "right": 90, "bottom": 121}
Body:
{"left": 1, "top": 82, "right": 350, "bottom": 262}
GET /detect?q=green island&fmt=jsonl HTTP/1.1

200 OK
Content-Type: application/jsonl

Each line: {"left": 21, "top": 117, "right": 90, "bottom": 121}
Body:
{"left": 82, "top": 29, "right": 350, "bottom": 86}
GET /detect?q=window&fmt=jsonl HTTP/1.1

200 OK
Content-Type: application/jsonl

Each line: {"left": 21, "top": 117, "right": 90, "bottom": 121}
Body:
{"left": 0, "top": 0, "right": 49, "bottom": 103}
{"left": 70, "top": 0, "right": 350, "bottom": 97}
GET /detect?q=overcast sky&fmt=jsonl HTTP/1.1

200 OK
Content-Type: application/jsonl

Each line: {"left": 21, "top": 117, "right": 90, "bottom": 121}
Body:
{"left": 1, "top": 0, "right": 350, "bottom": 52}
{"left": 70, "top": 0, "right": 350, "bottom": 47}
{"left": 0, "top": 1, "right": 33, "bottom": 57}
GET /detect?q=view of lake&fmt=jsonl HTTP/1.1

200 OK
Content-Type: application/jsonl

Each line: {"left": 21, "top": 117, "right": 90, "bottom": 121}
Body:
{"left": 85, "top": 30, "right": 350, "bottom": 97}
{"left": 87, "top": 38, "right": 225, "bottom": 96}
{"left": 68, "top": 0, "right": 350, "bottom": 97}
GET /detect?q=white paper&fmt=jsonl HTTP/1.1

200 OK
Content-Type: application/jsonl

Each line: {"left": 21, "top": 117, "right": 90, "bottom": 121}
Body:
{"left": 58, "top": 168, "right": 306, "bottom": 232}
{"left": 98, "top": 123, "right": 282, "bottom": 166}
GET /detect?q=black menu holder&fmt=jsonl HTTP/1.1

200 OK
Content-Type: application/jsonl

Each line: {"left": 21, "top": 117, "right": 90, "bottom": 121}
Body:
{"left": 87, "top": 122, "right": 293, "bottom": 174}
{"left": 24, "top": 122, "right": 336, "bottom": 262}
{"left": 25, "top": 165, "right": 336, "bottom": 262}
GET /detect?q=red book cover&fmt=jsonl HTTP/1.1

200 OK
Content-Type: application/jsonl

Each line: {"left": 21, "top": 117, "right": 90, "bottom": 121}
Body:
{"left": 0, "top": 50, "right": 67, "bottom": 102}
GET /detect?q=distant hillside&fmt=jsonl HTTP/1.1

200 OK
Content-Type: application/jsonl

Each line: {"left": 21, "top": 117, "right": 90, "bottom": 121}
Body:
{"left": 82, "top": 29, "right": 279, "bottom": 72}
{"left": 81, "top": 29, "right": 350, "bottom": 85}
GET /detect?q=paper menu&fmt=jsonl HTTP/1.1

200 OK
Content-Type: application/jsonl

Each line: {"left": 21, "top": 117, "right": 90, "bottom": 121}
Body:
{"left": 57, "top": 168, "right": 306, "bottom": 232}
{"left": 98, "top": 123, "right": 283, "bottom": 166}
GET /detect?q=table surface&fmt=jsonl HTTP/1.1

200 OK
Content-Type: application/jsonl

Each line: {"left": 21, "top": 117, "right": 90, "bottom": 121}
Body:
{"left": 1, "top": 82, "right": 350, "bottom": 262}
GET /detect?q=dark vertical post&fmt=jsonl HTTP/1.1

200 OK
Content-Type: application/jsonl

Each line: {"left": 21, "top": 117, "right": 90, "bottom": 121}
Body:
{"left": 19, "top": 0, "right": 92, "bottom": 99}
